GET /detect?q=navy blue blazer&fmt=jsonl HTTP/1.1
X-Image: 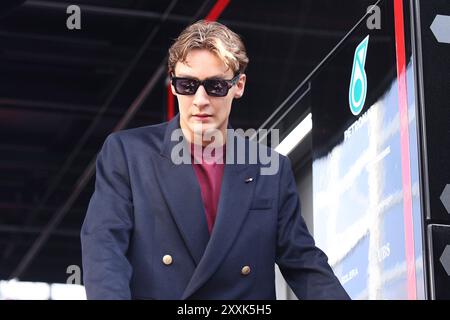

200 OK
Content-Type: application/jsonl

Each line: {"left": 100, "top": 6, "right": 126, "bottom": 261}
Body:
{"left": 81, "top": 114, "right": 349, "bottom": 300}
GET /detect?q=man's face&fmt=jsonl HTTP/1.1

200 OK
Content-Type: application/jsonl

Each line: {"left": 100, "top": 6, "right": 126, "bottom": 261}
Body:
{"left": 172, "top": 49, "right": 246, "bottom": 145}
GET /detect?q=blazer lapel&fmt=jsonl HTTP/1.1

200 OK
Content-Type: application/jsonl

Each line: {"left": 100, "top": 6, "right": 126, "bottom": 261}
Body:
{"left": 155, "top": 115, "right": 210, "bottom": 266}
{"left": 182, "top": 134, "right": 259, "bottom": 299}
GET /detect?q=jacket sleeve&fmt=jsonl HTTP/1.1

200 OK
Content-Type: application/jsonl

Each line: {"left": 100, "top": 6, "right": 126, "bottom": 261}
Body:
{"left": 275, "top": 155, "right": 350, "bottom": 300}
{"left": 81, "top": 133, "right": 133, "bottom": 300}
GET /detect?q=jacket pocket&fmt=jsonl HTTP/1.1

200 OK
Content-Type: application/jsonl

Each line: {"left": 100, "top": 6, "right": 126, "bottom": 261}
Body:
{"left": 249, "top": 197, "right": 273, "bottom": 210}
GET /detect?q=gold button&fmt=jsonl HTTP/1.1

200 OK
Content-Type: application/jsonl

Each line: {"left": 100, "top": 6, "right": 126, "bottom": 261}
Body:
{"left": 241, "top": 265, "right": 251, "bottom": 275}
{"left": 162, "top": 254, "right": 173, "bottom": 265}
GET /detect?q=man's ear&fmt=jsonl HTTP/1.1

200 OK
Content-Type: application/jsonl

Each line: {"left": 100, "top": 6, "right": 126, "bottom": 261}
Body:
{"left": 170, "top": 83, "right": 177, "bottom": 96}
{"left": 234, "top": 74, "right": 246, "bottom": 99}
{"left": 168, "top": 73, "right": 177, "bottom": 96}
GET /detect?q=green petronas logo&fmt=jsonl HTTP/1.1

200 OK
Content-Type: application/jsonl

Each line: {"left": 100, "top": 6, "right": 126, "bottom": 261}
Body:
{"left": 349, "top": 35, "right": 369, "bottom": 116}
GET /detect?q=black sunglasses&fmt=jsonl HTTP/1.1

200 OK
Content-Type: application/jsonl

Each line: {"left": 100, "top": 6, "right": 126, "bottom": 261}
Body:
{"left": 171, "top": 74, "right": 240, "bottom": 97}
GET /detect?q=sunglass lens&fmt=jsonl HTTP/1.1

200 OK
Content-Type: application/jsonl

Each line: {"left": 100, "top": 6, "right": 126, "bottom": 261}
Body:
{"left": 175, "top": 78, "right": 198, "bottom": 95}
{"left": 204, "top": 80, "right": 228, "bottom": 97}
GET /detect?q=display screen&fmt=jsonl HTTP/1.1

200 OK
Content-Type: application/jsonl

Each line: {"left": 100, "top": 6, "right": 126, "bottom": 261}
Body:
{"left": 311, "top": 0, "right": 425, "bottom": 299}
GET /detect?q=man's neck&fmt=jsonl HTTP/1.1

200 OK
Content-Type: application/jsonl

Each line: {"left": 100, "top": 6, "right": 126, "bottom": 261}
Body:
{"left": 181, "top": 127, "right": 227, "bottom": 147}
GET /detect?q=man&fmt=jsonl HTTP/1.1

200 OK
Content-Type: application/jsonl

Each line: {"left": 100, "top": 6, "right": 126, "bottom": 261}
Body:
{"left": 81, "top": 20, "right": 349, "bottom": 300}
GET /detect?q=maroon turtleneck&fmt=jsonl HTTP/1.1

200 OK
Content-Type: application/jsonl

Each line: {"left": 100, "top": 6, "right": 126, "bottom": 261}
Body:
{"left": 190, "top": 144, "right": 226, "bottom": 234}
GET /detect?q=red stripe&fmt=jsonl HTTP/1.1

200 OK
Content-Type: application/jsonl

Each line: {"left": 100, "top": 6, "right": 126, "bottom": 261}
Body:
{"left": 205, "top": 0, "right": 231, "bottom": 21}
{"left": 394, "top": 0, "right": 416, "bottom": 299}
{"left": 166, "top": 0, "right": 231, "bottom": 120}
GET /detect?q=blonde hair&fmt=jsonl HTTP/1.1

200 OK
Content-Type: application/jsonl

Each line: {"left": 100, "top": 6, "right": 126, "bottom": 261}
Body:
{"left": 168, "top": 20, "right": 249, "bottom": 75}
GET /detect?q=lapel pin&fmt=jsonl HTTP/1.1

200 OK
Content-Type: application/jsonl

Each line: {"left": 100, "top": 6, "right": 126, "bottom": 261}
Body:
{"left": 245, "top": 177, "right": 253, "bottom": 183}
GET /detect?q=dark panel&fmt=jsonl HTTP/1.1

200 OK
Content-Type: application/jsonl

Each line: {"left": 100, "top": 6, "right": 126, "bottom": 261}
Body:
{"left": 428, "top": 224, "right": 450, "bottom": 299}
{"left": 416, "top": 0, "right": 450, "bottom": 222}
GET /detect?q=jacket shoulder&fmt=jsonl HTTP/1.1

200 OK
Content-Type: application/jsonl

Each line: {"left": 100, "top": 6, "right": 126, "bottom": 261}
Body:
{"left": 238, "top": 135, "right": 288, "bottom": 176}
{"left": 103, "top": 121, "right": 168, "bottom": 154}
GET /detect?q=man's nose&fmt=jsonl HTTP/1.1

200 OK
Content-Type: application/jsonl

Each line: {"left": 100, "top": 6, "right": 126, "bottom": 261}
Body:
{"left": 192, "top": 84, "right": 210, "bottom": 107}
